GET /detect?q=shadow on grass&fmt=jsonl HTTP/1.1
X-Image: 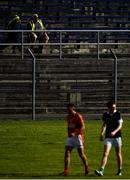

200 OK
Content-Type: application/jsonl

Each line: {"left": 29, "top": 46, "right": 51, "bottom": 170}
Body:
{"left": 0, "top": 172, "right": 97, "bottom": 179}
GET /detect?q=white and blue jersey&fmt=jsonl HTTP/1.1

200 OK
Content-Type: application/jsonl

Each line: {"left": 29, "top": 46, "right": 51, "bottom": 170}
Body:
{"left": 103, "top": 111, "right": 123, "bottom": 138}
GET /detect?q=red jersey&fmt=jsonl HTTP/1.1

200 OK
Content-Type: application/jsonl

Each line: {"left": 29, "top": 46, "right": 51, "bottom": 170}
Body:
{"left": 67, "top": 112, "right": 85, "bottom": 141}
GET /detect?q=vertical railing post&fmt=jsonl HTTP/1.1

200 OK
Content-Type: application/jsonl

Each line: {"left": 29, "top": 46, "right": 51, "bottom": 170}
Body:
{"left": 28, "top": 48, "right": 36, "bottom": 120}
{"left": 114, "top": 53, "right": 117, "bottom": 105}
{"left": 21, "top": 31, "right": 24, "bottom": 60}
{"left": 110, "top": 49, "right": 117, "bottom": 104}
{"left": 59, "top": 31, "right": 62, "bottom": 60}
{"left": 97, "top": 31, "right": 100, "bottom": 60}
{"left": 32, "top": 54, "right": 36, "bottom": 120}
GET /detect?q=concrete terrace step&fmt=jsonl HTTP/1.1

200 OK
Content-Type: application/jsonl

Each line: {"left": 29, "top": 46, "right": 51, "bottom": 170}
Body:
{"left": 0, "top": 55, "right": 130, "bottom": 119}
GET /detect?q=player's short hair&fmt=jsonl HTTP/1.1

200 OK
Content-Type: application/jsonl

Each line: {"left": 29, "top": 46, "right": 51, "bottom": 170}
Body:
{"left": 106, "top": 100, "right": 115, "bottom": 108}
{"left": 67, "top": 103, "right": 76, "bottom": 109}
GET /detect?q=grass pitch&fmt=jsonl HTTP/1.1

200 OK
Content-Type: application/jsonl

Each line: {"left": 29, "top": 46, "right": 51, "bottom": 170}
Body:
{"left": 0, "top": 119, "right": 129, "bottom": 179}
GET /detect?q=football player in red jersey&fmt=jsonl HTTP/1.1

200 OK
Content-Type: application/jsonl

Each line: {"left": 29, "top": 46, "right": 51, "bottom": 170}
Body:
{"left": 60, "top": 103, "right": 89, "bottom": 176}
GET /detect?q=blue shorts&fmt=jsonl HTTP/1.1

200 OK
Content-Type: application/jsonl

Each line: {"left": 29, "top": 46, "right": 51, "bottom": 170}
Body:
{"left": 105, "top": 137, "right": 122, "bottom": 147}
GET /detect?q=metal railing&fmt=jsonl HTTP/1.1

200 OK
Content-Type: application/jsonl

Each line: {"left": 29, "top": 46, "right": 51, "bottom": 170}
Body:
{"left": 0, "top": 29, "right": 130, "bottom": 59}
{"left": 110, "top": 48, "right": 118, "bottom": 105}
{"left": 27, "top": 48, "right": 36, "bottom": 121}
{"left": 0, "top": 29, "right": 130, "bottom": 119}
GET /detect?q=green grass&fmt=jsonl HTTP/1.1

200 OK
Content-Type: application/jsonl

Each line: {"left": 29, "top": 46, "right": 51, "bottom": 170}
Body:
{"left": 0, "top": 119, "right": 129, "bottom": 179}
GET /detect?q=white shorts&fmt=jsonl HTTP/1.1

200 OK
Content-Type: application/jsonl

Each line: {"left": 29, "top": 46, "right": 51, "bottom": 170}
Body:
{"left": 66, "top": 135, "right": 84, "bottom": 149}
{"left": 105, "top": 137, "right": 122, "bottom": 147}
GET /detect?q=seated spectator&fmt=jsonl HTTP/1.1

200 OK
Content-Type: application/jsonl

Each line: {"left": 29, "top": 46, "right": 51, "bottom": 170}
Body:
{"left": 27, "top": 14, "right": 49, "bottom": 53}
{"left": 7, "top": 14, "right": 22, "bottom": 54}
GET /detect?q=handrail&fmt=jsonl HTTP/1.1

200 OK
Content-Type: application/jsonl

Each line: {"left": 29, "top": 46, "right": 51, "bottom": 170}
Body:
{"left": 0, "top": 29, "right": 130, "bottom": 59}
{"left": 0, "top": 29, "right": 130, "bottom": 32}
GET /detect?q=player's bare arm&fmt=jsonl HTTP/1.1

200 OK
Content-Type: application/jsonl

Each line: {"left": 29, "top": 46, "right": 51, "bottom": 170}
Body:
{"left": 100, "top": 122, "right": 106, "bottom": 141}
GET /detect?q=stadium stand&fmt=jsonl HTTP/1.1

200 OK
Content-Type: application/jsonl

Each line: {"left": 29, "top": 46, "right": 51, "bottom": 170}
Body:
{"left": 0, "top": 0, "right": 130, "bottom": 119}
{"left": 0, "top": 56, "right": 130, "bottom": 119}
{"left": 0, "top": 0, "right": 130, "bottom": 44}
